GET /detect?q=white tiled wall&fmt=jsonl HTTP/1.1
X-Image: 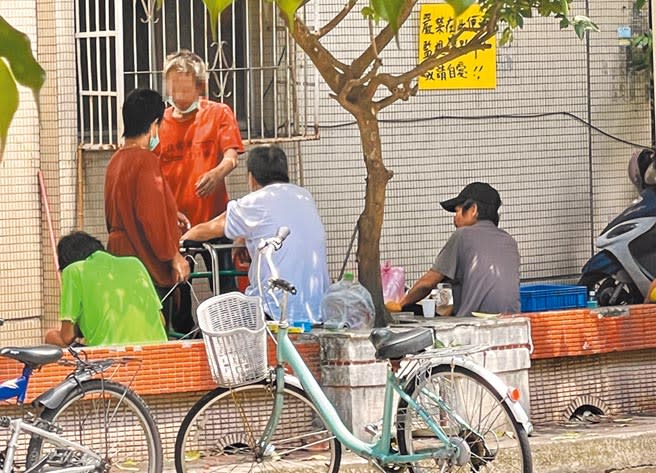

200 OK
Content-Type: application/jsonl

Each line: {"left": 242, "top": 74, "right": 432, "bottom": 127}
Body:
{"left": 0, "top": 0, "right": 652, "bottom": 345}
{"left": 0, "top": 3, "right": 44, "bottom": 344}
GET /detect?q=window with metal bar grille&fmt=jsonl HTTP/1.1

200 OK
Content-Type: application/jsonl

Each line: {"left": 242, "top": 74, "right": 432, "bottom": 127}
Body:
{"left": 75, "top": 0, "right": 318, "bottom": 147}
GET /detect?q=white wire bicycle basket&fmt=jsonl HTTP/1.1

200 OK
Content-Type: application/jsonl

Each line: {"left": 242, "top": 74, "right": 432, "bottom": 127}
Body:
{"left": 196, "top": 292, "right": 268, "bottom": 387}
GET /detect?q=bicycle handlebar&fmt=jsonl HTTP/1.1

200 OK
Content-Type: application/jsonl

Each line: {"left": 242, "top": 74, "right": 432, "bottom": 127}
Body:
{"left": 256, "top": 227, "right": 297, "bottom": 323}
{"left": 257, "top": 226, "right": 290, "bottom": 252}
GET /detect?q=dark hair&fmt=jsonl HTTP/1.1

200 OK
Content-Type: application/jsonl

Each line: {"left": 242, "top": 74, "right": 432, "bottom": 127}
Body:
{"left": 57, "top": 231, "right": 105, "bottom": 271}
{"left": 462, "top": 198, "right": 500, "bottom": 226}
{"left": 246, "top": 146, "right": 290, "bottom": 186}
{"left": 122, "top": 88, "right": 165, "bottom": 138}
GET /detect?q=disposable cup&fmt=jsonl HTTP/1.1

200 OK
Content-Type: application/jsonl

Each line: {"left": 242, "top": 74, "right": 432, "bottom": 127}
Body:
{"left": 420, "top": 299, "right": 436, "bottom": 318}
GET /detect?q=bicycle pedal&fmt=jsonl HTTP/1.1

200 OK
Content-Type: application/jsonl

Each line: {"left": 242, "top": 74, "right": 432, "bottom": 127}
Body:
{"left": 0, "top": 417, "right": 10, "bottom": 428}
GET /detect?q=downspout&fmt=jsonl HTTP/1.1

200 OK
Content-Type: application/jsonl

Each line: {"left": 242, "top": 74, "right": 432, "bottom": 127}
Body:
{"left": 76, "top": 144, "right": 85, "bottom": 229}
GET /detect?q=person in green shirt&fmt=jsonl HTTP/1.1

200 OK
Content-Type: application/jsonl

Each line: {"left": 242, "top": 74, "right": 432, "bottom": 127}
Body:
{"left": 45, "top": 231, "right": 168, "bottom": 347}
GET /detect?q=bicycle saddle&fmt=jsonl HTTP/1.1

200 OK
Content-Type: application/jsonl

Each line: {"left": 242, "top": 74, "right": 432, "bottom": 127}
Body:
{"left": 369, "top": 328, "right": 433, "bottom": 360}
{"left": 0, "top": 346, "right": 63, "bottom": 368}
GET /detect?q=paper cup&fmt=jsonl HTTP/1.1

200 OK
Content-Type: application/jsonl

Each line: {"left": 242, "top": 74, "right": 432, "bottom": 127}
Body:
{"left": 420, "top": 299, "right": 436, "bottom": 318}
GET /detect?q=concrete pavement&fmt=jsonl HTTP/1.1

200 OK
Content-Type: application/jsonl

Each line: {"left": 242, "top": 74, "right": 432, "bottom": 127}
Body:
{"left": 162, "top": 415, "right": 656, "bottom": 472}
{"left": 531, "top": 414, "right": 656, "bottom": 473}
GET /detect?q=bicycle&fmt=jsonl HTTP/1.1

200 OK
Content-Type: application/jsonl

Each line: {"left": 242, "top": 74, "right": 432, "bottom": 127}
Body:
{"left": 174, "top": 227, "right": 533, "bottom": 472}
{"left": 0, "top": 338, "right": 162, "bottom": 472}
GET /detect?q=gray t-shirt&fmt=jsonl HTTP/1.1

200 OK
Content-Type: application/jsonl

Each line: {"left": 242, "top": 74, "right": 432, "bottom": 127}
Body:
{"left": 432, "top": 220, "right": 520, "bottom": 316}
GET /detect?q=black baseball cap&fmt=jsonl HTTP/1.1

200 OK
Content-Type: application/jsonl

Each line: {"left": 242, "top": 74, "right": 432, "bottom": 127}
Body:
{"left": 440, "top": 182, "right": 501, "bottom": 212}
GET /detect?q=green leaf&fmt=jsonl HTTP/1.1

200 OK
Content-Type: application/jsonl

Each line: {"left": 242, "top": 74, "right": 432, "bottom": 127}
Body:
{"left": 361, "top": 6, "right": 376, "bottom": 20}
{"left": 0, "top": 59, "right": 19, "bottom": 155}
{"left": 635, "top": 0, "right": 646, "bottom": 11}
{"left": 275, "top": 0, "right": 305, "bottom": 30}
{"left": 370, "top": 0, "right": 404, "bottom": 32}
{"left": 444, "top": 0, "right": 476, "bottom": 17}
{"left": 559, "top": 17, "right": 570, "bottom": 29}
{"left": 499, "top": 27, "right": 513, "bottom": 46}
{"left": 572, "top": 15, "right": 600, "bottom": 36}
{"left": 0, "top": 16, "right": 45, "bottom": 97}
{"left": 559, "top": 0, "right": 570, "bottom": 16}
{"left": 200, "top": 0, "right": 235, "bottom": 40}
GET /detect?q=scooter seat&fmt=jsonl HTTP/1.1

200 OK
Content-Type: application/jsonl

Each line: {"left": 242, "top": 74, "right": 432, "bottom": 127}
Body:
{"left": 369, "top": 328, "right": 433, "bottom": 360}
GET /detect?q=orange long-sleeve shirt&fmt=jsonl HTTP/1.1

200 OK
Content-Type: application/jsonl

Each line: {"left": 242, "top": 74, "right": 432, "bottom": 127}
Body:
{"left": 105, "top": 147, "right": 181, "bottom": 288}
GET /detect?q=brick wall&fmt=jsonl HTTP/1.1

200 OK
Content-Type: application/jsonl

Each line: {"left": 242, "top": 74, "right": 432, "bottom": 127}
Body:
{"left": 526, "top": 304, "right": 656, "bottom": 423}
{"left": 0, "top": 336, "right": 321, "bottom": 455}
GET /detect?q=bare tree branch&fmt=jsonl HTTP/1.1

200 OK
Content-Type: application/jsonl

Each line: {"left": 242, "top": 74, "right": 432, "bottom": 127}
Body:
{"left": 351, "top": 0, "right": 417, "bottom": 78}
{"left": 364, "top": 16, "right": 497, "bottom": 103}
{"left": 286, "top": 15, "right": 350, "bottom": 94}
{"left": 372, "top": 81, "right": 418, "bottom": 112}
{"left": 333, "top": 58, "right": 382, "bottom": 113}
{"left": 317, "top": 0, "right": 358, "bottom": 39}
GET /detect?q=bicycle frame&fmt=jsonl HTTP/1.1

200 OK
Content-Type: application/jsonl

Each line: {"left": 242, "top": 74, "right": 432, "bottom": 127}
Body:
{"left": 4, "top": 418, "right": 101, "bottom": 473}
{"left": 0, "top": 365, "right": 32, "bottom": 404}
{"left": 260, "top": 325, "right": 457, "bottom": 465}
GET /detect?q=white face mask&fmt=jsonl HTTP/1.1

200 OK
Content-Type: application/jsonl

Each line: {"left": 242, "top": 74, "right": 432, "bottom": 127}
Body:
{"left": 168, "top": 96, "right": 199, "bottom": 114}
{"left": 148, "top": 133, "right": 159, "bottom": 151}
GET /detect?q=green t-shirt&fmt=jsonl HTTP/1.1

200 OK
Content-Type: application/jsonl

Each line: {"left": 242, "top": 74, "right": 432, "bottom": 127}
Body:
{"left": 60, "top": 251, "right": 167, "bottom": 346}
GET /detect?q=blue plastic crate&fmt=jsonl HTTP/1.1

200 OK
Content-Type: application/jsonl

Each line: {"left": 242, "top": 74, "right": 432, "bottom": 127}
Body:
{"left": 520, "top": 284, "right": 587, "bottom": 312}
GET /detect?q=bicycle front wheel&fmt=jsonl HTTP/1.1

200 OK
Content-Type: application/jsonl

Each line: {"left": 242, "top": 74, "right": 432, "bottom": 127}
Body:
{"left": 397, "top": 365, "right": 532, "bottom": 473}
{"left": 175, "top": 379, "right": 341, "bottom": 473}
{"left": 26, "top": 379, "right": 162, "bottom": 473}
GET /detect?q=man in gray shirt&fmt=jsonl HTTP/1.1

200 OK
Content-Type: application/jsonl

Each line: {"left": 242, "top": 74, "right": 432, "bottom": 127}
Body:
{"left": 390, "top": 182, "right": 520, "bottom": 316}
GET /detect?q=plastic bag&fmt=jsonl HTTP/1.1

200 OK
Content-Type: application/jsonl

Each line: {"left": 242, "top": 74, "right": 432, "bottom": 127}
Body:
{"left": 321, "top": 279, "right": 375, "bottom": 330}
{"left": 381, "top": 261, "right": 405, "bottom": 303}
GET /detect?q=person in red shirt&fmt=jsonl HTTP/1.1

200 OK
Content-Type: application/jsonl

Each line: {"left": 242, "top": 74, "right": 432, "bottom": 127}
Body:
{"left": 105, "top": 88, "right": 190, "bottom": 332}
{"left": 157, "top": 49, "right": 245, "bottom": 301}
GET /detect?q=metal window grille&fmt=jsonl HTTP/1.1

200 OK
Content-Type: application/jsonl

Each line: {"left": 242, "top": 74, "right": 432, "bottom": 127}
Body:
{"left": 75, "top": 0, "right": 319, "bottom": 148}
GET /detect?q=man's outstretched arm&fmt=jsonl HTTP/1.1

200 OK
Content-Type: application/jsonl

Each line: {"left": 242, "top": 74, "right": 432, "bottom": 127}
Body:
{"left": 396, "top": 269, "right": 444, "bottom": 308}
{"left": 182, "top": 212, "right": 227, "bottom": 241}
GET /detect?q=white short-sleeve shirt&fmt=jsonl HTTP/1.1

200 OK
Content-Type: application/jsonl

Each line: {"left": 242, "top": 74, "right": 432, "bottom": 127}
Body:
{"left": 224, "top": 183, "right": 330, "bottom": 323}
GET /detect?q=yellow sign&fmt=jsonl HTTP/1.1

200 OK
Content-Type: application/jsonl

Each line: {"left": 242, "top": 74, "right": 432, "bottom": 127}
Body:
{"left": 418, "top": 3, "right": 496, "bottom": 90}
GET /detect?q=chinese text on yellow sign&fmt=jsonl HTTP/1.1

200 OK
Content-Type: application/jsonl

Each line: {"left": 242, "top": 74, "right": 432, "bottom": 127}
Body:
{"left": 418, "top": 3, "right": 496, "bottom": 90}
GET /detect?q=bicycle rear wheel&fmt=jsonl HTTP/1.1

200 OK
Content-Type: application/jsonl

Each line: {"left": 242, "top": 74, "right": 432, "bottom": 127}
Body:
{"left": 26, "top": 379, "right": 162, "bottom": 473}
{"left": 175, "top": 379, "right": 341, "bottom": 473}
{"left": 397, "top": 365, "right": 531, "bottom": 473}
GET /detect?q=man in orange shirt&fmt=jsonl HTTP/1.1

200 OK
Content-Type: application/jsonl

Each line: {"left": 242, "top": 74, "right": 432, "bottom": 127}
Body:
{"left": 157, "top": 50, "right": 244, "bottom": 301}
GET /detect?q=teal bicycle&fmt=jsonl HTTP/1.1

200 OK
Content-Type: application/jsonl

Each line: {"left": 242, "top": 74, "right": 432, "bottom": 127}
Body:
{"left": 174, "top": 228, "right": 532, "bottom": 472}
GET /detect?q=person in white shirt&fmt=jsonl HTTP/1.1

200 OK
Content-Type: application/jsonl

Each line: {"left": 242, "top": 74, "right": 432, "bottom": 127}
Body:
{"left": 182, "top": 145, "right": 329, "bottom": 323}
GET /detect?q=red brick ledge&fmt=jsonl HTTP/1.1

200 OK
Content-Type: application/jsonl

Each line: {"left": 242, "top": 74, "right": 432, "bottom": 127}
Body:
{"left": 523, "top": 304, "right": 656, "bottom": 360}
{"left": 0, "top": 335, "right": 321, "bottom": 403}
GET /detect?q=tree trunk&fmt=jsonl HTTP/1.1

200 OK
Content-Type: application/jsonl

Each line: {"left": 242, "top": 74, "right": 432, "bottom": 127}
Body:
{"left": 354, "top": 113, "right": 394, "bottom": 327}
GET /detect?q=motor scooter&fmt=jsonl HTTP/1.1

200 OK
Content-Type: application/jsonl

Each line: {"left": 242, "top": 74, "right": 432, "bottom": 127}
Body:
{"left": 579, "top": 150, "right": 656, "bottom": 305}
